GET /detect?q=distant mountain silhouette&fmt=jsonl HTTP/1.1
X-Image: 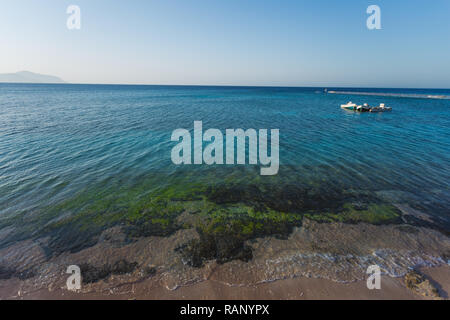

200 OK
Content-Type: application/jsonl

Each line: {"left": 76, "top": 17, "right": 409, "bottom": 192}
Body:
{"left": 0, "top": 71, "right": 65, "bottom": 83}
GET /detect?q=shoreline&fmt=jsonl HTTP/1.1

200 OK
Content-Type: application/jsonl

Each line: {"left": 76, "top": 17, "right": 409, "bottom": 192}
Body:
{"left": 1, "top": 219, "right": 449, "bottom": 300}
{"left": 2, "top": 265, "right": 448, "bottom": 300}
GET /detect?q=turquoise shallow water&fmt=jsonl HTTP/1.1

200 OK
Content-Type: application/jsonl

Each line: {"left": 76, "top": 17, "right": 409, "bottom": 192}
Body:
{"left": 0, "top": 84, "right": 449, "bottom": 250}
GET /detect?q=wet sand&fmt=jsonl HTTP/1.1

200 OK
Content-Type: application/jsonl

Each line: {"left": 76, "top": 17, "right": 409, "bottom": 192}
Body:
{"left": 1, "top": 216, "right": 449, "bottom": 300}
{"left": 1, "top": 266, "right": 448, "bottom": 300}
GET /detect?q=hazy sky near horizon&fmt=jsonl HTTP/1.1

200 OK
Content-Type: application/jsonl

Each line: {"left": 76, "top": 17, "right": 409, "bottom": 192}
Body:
{"left": 1, "top": 0, "right": 450, "bottom": 87}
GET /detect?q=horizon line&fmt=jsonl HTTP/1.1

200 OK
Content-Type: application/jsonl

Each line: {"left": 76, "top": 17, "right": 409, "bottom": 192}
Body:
{"left": 1, "top": 82, "right": 449, "bottom": 90}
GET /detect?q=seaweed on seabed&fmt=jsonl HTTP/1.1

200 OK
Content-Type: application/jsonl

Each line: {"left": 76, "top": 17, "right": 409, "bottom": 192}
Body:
{"left": 304, "top": 203, "right": 403, "bottom": 225}
{"left": 80, "top": 259, "right": 138, "bottom": 284}
{"left": 123, "top": 198, "right": 184, "bottom": 239}
{"left": 204, "top": 183, "right": 351, "bottom": 213}
{"left": 175, "top": 232, "right": 253, "bottom": 268}
{"left": 124, "top": 217, "right": 180, "bottom": 238}
{"left": 178, "top": 183, "right": 412, "bottom": 268}
{"left": 205, "top": 184, "right": 263, "bottom": 205}
{"left": 175, "top": 215, "right": 299, "bottom": 268}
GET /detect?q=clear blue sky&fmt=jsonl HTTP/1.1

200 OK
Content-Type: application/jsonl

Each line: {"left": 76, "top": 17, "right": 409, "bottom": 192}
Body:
{"left": 1, "top": 0, "right": 449, "bottom": 88}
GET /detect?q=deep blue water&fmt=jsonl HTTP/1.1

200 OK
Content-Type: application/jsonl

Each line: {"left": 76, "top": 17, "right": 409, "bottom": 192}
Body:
{"left": 0, "top": 83, "right": 449, "bottom": 234}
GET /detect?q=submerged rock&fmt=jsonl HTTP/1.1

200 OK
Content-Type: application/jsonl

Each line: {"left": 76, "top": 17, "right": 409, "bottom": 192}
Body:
{"left": 404, "top": 271, "right": 442, "bottom": 299}
{"left": 176, "top": 233, "right": 252, "bottom": 268}
{"left": 142, "top": 266, "right": 157, "bottom": 278}
{"left": 80, "top": 259, "right": 138, "bottom": 284}
{"left": 0, "top": 265, "right": 35, "bottom": 280}
{"left": 124, "top": 218, "right": 180, "bottom": 238}
{"left": 112, "top": 259, "right": 138, "bottom": 275}
{"left": 205, "top": 183, "right": 351, "bottom": 213}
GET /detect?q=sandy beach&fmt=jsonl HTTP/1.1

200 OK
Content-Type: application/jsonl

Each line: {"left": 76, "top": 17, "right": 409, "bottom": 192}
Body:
{"left": 1, "top": 218, "right": 449, "bottom": 300}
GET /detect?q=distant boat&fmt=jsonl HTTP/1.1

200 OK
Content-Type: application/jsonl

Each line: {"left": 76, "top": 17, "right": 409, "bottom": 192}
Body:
{"left": 340, "top": 101, "right": 358, "bottom": 110}
{"left": 370, "top": 103, "right": 392, "bottom": 112}
{"left": 359, "top": 103, "right": 372, "bottom": 112}
{"left": 340, "top": 101, "right": 392, "bottom": 113}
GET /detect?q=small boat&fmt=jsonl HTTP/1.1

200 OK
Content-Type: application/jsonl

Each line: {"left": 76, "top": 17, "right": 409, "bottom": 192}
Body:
{"left": 341, "top": 102, "right": 392, "bottom": 113}
{"left": 357, "top": 103, "right": 371, "bottom": 112}
{"left": 340, "top": 101, "right": 358, "bottom": 110}
{"left": 370, "top": 103, "right": 392, "bottom": 112}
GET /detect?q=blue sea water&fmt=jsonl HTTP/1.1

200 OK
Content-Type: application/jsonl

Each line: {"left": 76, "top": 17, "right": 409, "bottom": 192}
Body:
{"left": 0, "top": 83, "right": 449, "bottom": 245}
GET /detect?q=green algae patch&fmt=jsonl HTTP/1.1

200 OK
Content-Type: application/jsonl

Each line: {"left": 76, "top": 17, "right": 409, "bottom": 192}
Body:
{"left": 176, "top": 204, "right": 303, "bottom": 267}
{"left": 0, "top": 168, "right": 410, "bottom": 262}
{"left": 123, "top": 199, "right": 184, "bottom": 238}
{"left": 48, "top": 196, "right": 186, "bottom": 253}
{"left": 199, "top": 208, "right": 302, "bottom": 240}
